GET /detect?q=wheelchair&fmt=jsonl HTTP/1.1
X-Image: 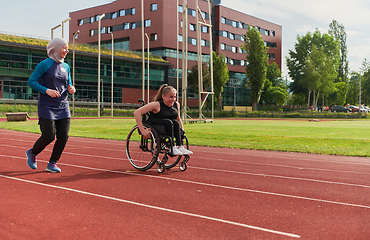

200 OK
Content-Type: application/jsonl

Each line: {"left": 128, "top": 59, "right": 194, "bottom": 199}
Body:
{"left": 126, "top": 100, "right": 191, "bottom": 173}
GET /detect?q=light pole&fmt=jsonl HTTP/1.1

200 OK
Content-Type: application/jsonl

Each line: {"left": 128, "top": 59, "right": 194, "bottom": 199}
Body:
{"left": 72, "top": 30, "right": 80, "bottom": 120}
{"left": 97, "top": 13, "right": 105, "bottom": 118}
{"left": 141, "top": 0, "right": 145, "bottom": 101}
{"left": 62, "top": 18, "right": 71, "bottom": 39}
{"left": 51, "top": 24, "right": 61, "bottom": 39}
{"left": 145, "top": 33, "right": 150, "bottom": 103}
{"left": 111, "top": 33, "right": 114, "bottom": 117}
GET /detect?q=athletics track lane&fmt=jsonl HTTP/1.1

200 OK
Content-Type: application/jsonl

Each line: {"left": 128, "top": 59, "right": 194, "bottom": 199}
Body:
{"left": 1, "top": 128, "right": 370, "bottom": 239}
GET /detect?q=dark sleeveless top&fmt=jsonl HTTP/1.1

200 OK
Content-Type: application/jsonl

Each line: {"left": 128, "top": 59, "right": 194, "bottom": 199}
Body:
{"left": 149, "top": 101, "right": 178, "bottom": 121}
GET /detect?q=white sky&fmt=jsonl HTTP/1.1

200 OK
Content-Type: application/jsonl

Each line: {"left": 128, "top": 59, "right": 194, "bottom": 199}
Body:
{"left": 1, "top": 0, "right": 368, "bottom": 78}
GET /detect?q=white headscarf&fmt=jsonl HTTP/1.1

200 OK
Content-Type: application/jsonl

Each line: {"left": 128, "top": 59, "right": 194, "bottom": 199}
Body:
{"left": 47, "top": 37, "right": 68, "bottom": 63}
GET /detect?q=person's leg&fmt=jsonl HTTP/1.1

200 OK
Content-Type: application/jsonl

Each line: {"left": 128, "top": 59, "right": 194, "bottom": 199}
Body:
{"left": 149, "top": 118, "right": 182, "bottom": 155}
{"left": 49, "top": 118, "right": 70, "bottom": 163}
{"left": 172, "top": 120, "right": 182, "bottom": 146}
{"left": 32, "top": 118, "right": 56, "bottom": 155}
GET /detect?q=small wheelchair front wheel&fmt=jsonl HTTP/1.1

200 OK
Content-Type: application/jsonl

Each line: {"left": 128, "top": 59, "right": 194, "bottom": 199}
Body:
{"left": 179, "top": 161, "right": 187, "bottom": 171}
{"left": 157, "top": 162, "right": 165, "bottom": 173}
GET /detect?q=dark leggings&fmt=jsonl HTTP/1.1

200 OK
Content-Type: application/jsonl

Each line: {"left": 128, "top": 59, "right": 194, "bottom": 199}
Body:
{"left": 31, "top": 118, "right": 70, "bottom": 163}
{"left": 149, "top": 118, "right": 181, "bottom": 146}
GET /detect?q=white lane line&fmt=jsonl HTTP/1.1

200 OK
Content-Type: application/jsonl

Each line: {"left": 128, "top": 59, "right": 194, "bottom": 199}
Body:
{"left": 6, "top": 158, "right": 367, "bottom": 210}
{"left": 191, "top": 166, "right": 370, "bottom": 189}
{"left": 0, "top": 174, "right": 301, "bottom": 239}
{"left": 195, "top": 156, "right": 370, "bottom": 175}
{"left": 3, "top": 143, "right": 370, "bottom": 177}
{"left": 2, "top": 153, "right": 370, "bottom": 193}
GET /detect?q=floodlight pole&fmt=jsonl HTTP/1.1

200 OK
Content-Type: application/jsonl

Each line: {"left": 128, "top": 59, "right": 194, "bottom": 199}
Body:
{"left": 72, "top": 30, "right": 80, "bottom": 120}
{"left": 51, "top": 24, "right": 61, "bottom": 39}
{"left": 62, "top": 18, "right": 71, "bottom": 39}
{"left": 181, "top": 0, "right": 188, "bottom": 123}
{"left": 111, "top": 34, "right": 114, "bottom": 117}
{"left": 145, "top": 33, "right": 150, "bottom": 103}
{"left": 141, "top": 0, "right": 145, "bottom": 101}
{"left": 97, "top": 13, "right": 105, "bottom": 118}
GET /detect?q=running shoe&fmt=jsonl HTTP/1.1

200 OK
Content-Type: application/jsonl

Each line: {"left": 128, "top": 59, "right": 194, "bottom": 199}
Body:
{"left": 172, "top": 147, "right": 183, "bottom": 155}
{"left": 26, "top": 149, "right": 37, "bottom": 169}
{"left": 46, "top": 162, "right": 61, "bottom": 173}
{"left": 178, "top": 145, "right": 193, "bottom": 155}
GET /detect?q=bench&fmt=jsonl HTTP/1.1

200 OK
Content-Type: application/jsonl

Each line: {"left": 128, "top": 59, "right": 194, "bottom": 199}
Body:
{"left": 6, "top": 112, "right": 30, "bottom": 121}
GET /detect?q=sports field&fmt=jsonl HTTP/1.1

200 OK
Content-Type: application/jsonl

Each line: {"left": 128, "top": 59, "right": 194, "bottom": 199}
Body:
{"left": 1, "top": 118, "right": 370, "bottom": 156}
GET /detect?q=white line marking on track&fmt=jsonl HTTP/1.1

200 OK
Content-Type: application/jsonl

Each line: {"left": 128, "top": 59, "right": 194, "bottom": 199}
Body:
{"left": 0, "top": 174, "right": 301, "bottom": 239}
{"left": 191, "top": 166, "right": 370, "bottom": 189}
{"left": 3, "top": 156, "right": 365, "bottom": 210}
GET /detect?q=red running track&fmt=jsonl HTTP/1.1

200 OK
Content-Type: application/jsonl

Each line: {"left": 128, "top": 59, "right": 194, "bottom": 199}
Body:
{"left": 1, "top": 127, "right": 370, "bottom": 239}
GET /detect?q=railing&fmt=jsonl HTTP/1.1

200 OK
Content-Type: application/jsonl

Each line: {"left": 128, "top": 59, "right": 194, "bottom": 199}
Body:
{"left": 0, "top": 99, "right": 141, "bottom": 117}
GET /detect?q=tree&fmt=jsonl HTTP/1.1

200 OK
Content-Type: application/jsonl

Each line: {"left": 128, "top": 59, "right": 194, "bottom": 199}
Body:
{"left": 286, "top": 29, "right": 340, "bottom": 107}
{"left": 187, "top": 63, "right": 211, "bottom": 93}
{"left": 329, "top": 20, "right": 349, "bottom": 83}
{"left": 242, "top": 25, "right": 268, "bottom": 111}
{"left": 261, "top": 62, "right": 288, "bottom": 105}
{"left": 212, "top": 51, "right": 229, "bottom": 108}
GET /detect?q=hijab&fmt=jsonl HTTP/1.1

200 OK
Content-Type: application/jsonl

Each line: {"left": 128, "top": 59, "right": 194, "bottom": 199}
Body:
{"left": 47, "top": 37, "right": 68, "bottom": 63}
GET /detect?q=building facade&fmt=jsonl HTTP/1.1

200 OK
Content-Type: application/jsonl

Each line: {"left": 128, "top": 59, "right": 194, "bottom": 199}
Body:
{"left": 0, "top": 39, "right": 170, "bottom": 103}
{"left": 69, "top": 0, "right": 282, "bottom": 107}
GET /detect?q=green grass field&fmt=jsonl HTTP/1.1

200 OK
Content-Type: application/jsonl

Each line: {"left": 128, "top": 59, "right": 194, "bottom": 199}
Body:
{"left": 1, "top": 118, "right": 370, "bottom": 157}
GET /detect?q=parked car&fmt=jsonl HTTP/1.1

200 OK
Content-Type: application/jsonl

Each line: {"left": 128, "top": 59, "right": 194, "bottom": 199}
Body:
{"left": 330, "top": 105, "right": 351, "bottom": 113}
{"left": 345, "top": 105, "right": 359, "bottom": 112}
{"left": 360, "top": 107, "right": 368, "bottom": 113}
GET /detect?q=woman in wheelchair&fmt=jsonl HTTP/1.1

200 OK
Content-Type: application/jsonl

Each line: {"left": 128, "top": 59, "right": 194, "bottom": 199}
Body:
{"left": 134, "top": 84, "right": 193, "bottom": 155}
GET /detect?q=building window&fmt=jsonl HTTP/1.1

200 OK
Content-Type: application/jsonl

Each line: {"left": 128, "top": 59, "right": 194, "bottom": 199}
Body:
{"left": 221, "top": 17, "right": 226, "bottom": 24}
{"left": 178, "top": 5, "right": 183, "bottom": 13}
{"left": 201, "top": 26, "right": 208, "bottom": 33}
{"left": 132, "top": 8, "right": 136, "bottom": 15}
{"left": 223, "top": 31, "right": 228, "bottom": 38}
{"left": 151, "top": 33, "right": 158, "bottom": 41}
{"left": 224, "top": 57, "right": 228, "bottom": 64}
{"left": 90, "top": 30, "right": 94, "bottom": 36}
{"left": 145, "top": 19, "right": 151, "bottom": 27}
{"left": 101, "top": 27, "right": 105, "bottom": 34}
{"left": 131, "top": 22, "right": 136, "bottom": 29}
{"left": 271, "top": 30, "right": 276, "bottom": 37}
{"left": 239, "top": 47, "right": 243, "bottom": 54}
{"left": 221, "top": 43, "right": 225, "bottom": 50}
{"left": 107, "top": 27, "right": 112, "bottom": 33}
{"left": 178, "top": 34, "right": 183, "bottom": 42}
{"left": 201, "top": 39, "right": 206, "bottom": 46}
{"left": 241, "top": 60, "right": 245, "bottom": 66}
{"left": 189, "top": 23, "right": 195, "bottom": 31}
{"left": 96, "top": 15, "right": 100, "bottom": 22}
{"left": 151, "top": 3, "right": 157, "bottom": 11}
{"left": 90, "top": 17, "right": 94, "bottom": 23}
{"left": 239, "top": 22, "right": 243, "bottom": 29}
{"left": 79, "top": 19, "right": 84, "bottom": 26}
{"left": 191, "top": 38, "right": 197, "bottom": 46}
{"left": 232, "top": 21, "right": 237, "bottom": 28}
{"left": 190, "top": 9, "right": 196, "bottom": 17}
{"left": 120, "top": 9, "right": 125, "bottom": 16}
{"left": 124, "top": 23, "right": 130, "bottom": 30}
{"left": 181, "top": 20, "right": 183, "bottom": 28}
{"left": 229, "top": 59, "right": 234, "bottom": 65}
{"left": 230, "top": 33, "right": 235, "bottom": 40}
{"left": 232, "top": 46, "right": 237, "bottom": 53}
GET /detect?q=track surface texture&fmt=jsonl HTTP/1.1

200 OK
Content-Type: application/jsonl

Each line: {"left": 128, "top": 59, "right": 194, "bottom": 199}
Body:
{"left": 1, "top": 128, "right": 370, "bottom": 239}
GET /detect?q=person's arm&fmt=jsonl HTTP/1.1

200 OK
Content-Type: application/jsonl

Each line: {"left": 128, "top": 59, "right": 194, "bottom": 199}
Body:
{"left": 176, "top": 102, "right": 184, "bottom": 129}
{"left": 27, "top": 61, "right": 49, "bottom": 94}
{"left": 134, "top": 102, "right": 160, "bottom": 139}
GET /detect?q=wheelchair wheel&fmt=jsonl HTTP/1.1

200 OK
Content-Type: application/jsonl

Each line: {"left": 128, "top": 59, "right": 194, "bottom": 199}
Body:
{"left": 126, "top": 124, "right": 160, "bottom": 171}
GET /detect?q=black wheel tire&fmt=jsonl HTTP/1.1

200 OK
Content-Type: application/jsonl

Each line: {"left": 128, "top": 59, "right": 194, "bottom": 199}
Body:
{"left": 179, "top": 161, "right": 187, "bottom": 171}
{"left": 157, "top": 162, "right": 165, "bottom": 173}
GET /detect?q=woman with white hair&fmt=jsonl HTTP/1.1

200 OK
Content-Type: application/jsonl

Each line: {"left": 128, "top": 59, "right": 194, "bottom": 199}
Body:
{"left": 26, "top": 37, "right": 76, "bottom": 173}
